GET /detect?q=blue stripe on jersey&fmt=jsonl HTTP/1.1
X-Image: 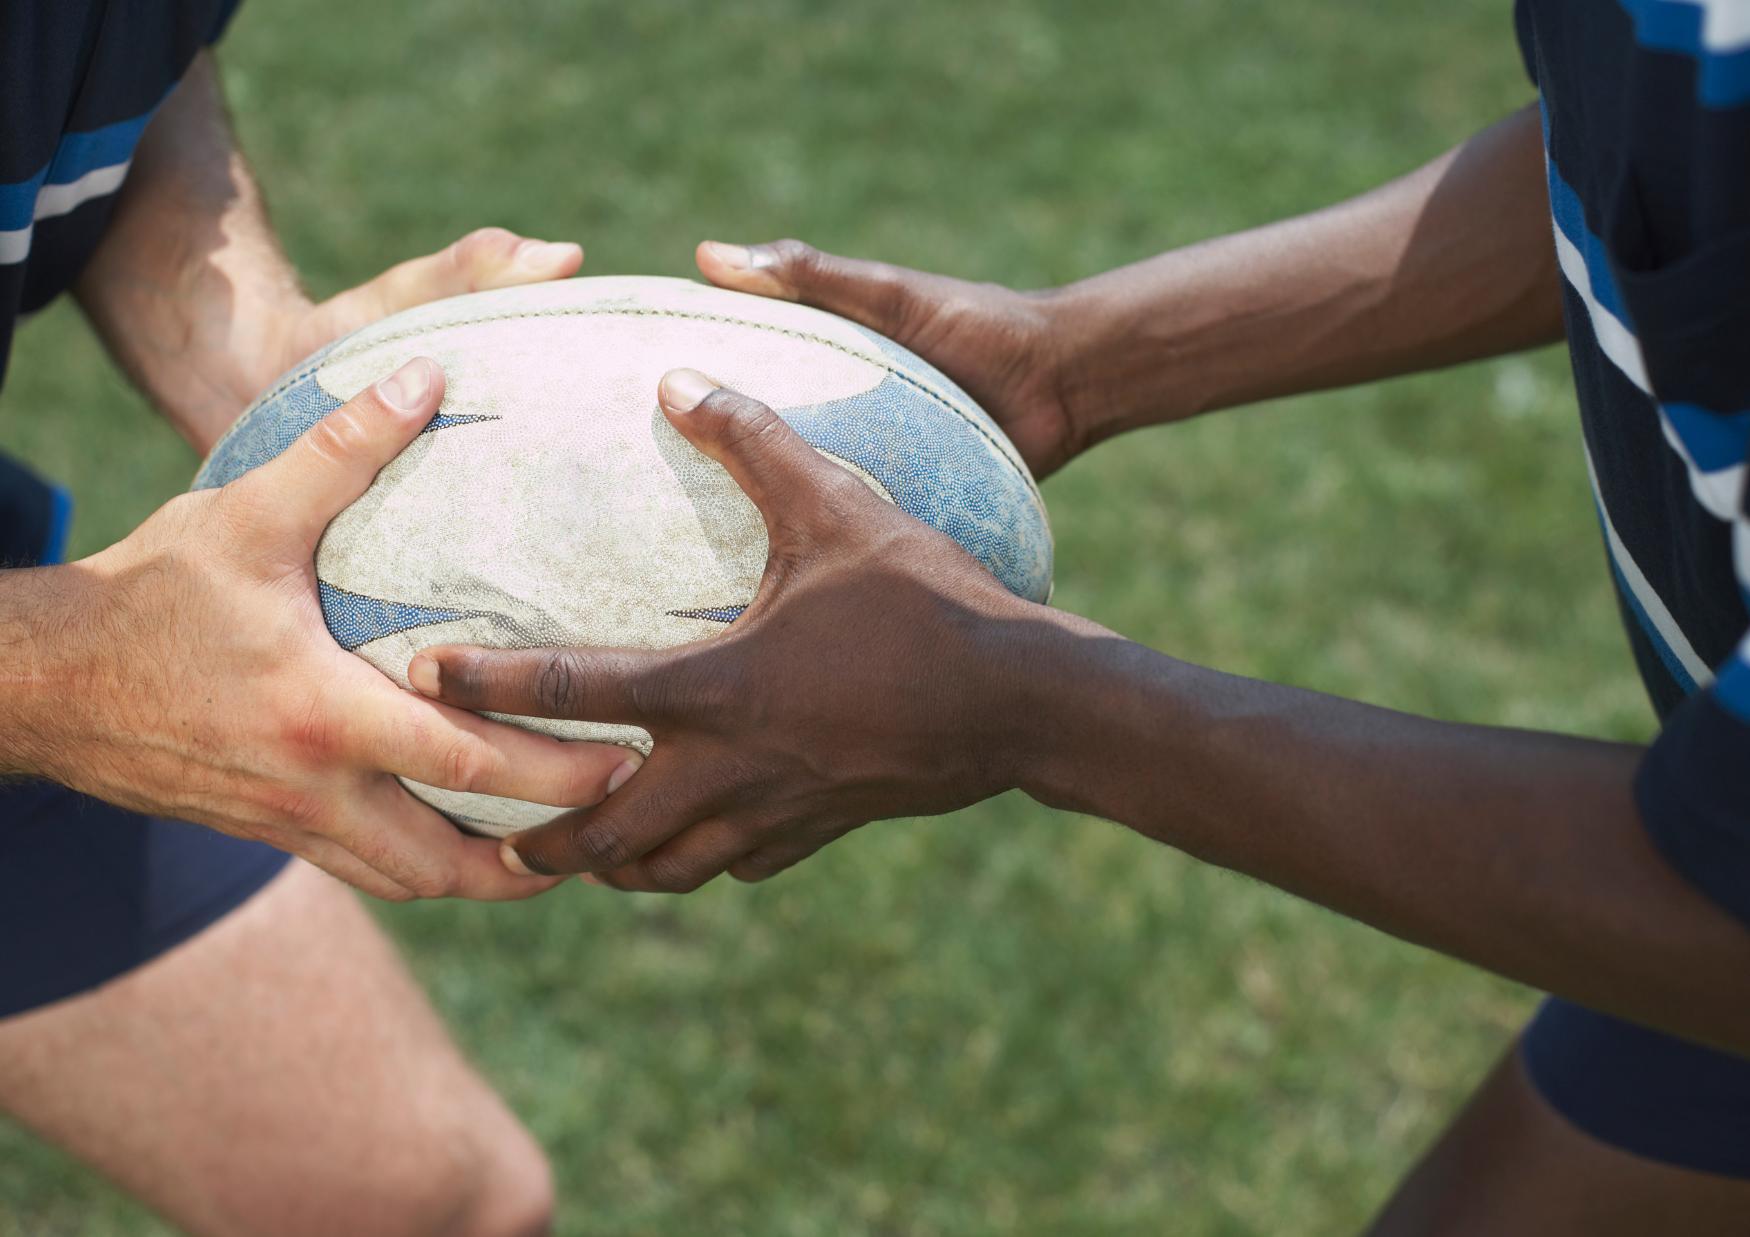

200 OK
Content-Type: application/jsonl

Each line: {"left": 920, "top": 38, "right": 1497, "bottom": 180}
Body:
{"left": 0, "top": 174, "right": 48, "bottom": 232}
{"left": 45, "top": 106, "right": 159, "bottom": 188}
{"left": 0, "top": 102, "right": 162, "bottom": 233}
{"left": 1716, "top": 651, "right": 1750, "bottom": 722}
{"left": 1665, "top": 402, "right": 1750, "bottom": 474}
{"left": 1542, "top": 130, "right": 1631, "bottom": 324}
{"left": 1616, "top": 0, "right": 1750, "bottom": 108}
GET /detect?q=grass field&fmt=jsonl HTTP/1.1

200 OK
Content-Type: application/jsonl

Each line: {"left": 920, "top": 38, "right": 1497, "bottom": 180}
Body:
{"left": 0, "top": 2, "right": 1659, "bottom": 1233}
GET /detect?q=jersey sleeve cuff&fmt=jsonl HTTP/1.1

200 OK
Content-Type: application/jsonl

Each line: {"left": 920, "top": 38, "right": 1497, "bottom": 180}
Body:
{"left": 1637, "top": 686, "right": 1750, "bottom": 929}
{"left": 209, "top": 0, "right": 245, "bottom": 44}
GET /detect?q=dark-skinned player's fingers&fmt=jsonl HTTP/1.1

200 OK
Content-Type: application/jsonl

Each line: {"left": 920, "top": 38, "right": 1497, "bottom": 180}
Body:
{"left": 726, "top": 830, "right": 848, "bottom": 884}
{"left": 408, "top": 643, "right": 675, "bottom": 726}
{"left": 696, "top": 239, "right": 925, "bottom": 339}
{"left": 656, "top": 372, "right": 878, "bottom": 543}
{"left": 592, "top": 818, "right": 758, "bottom": 894}
{"left": 498, "top": 747, "right": 720, "bottom": 877}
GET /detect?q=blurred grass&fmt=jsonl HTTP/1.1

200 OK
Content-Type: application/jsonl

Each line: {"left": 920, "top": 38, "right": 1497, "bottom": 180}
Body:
{"left": 0, "top": 1, "right": 1654, "bottom": 1234}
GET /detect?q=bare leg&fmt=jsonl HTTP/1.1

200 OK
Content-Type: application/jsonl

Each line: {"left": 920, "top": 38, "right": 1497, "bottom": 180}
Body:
{"left": 1367, "top": 1043, "right": 1750, "bottom": 1236}
{"left": 0, "top": 861, "right": 553, "bottom": 1237}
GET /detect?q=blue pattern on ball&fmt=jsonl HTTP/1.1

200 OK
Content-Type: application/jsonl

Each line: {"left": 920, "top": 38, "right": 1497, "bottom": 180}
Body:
{"left": 193, "top": 372, "right": 494, "bottom": 492}
{"left": 668, "top": 605, "right": 749, "bottom": 624}
{"left": 783, "top": 374, "right": 1052, "bottom": 602}
{"left": 193, "top": 371, "right": 343, "bottom": 491}
{"left": 848, "top": 323, "right": 1030, "bottom": 475}
{"left": 317, "top": 581, "right": 471, "bottom": 652}
{"left": 195, "top": 372, "right": 495, "bottom": 649}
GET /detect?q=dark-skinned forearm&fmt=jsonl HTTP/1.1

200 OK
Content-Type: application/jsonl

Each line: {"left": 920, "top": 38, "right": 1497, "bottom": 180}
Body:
{"left": 74, "top": 53, "right": 308, "bottom": 454}
{"left": 1007, "top": 613, "right": 1750, "bottom": 1056}
{"left": 1045, "top": 105, "right": 1564, "bottom": 445}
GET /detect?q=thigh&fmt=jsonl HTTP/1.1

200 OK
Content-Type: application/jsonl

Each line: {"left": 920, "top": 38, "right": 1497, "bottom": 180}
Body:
{"left": 0, "top": 859, "right": 551, "bottom": 1237}
{"left": 1366, "top": 1041, "right": 1750, "bottom": 1236}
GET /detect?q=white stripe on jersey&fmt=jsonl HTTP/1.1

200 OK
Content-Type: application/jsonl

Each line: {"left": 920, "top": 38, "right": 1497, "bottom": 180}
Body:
{"left": 0, "top": 159, "right": 132, "bottom": 266}
{"left": 1584, "top": 444, "right": 1717, "bottom": 688}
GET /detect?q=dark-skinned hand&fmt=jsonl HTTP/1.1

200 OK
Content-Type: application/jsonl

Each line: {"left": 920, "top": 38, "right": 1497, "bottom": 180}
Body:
{"left": 695, "top": 239, "right": 1086, "bottom": 478}
{"left": 407, "top": 369, "right": 1055, "bottom": 889}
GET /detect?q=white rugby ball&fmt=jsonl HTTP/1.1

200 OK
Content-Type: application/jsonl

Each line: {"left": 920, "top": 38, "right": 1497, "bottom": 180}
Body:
{"left": 195, "top": 276, "right": 1053, "bottom": 836}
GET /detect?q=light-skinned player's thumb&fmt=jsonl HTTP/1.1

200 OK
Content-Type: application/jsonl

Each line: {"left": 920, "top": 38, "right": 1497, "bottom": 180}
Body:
{"left": 241, "top": 356, "right": 444, "bottom": 546}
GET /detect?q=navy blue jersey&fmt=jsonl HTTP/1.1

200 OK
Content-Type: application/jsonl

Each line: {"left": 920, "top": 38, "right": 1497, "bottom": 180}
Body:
{"left": 1516, "top": 0, "right": 1750, "bottom": 927}
{"left": 0, "top": 0, "right": 241, "bottom": 390}
{"left": 0, "top": 0, "right": 239, "bottom": 564}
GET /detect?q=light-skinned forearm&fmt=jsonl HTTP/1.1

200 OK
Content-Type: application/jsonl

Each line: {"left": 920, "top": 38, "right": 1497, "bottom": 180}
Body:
{"left": 1007, "top": 614, "right": 1750, "bottom": 1056}
{"left": 0, "top": 564, "right": 103, "bottom": 780}
{"left": 74, "top": 53, "right": 310, "bottom": 454}
{"left": 1047, "top": 105, "right": 1565, "bottom": 445}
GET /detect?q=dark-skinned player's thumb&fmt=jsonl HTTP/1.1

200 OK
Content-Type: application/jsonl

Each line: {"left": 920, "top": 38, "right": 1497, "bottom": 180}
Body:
{"left": 696, "top": 239, "right": 905, "bottom": 335}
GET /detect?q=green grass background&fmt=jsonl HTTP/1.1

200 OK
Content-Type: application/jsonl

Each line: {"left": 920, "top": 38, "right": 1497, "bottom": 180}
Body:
{"left": 0, "top": 1, "right": 1656, "bottom": 1233}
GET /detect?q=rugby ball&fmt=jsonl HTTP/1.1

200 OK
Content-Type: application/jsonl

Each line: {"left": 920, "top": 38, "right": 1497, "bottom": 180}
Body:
{"left": 194, "top": 276, "right": 1053, "bottom": 836}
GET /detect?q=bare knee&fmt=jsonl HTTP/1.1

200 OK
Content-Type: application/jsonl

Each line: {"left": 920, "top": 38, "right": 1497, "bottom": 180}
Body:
{"left": 459, "top": 1132, "right": 555, "bottom": 1237}
{"left": 361, "top": 1125, "right": 554, "bottom": 1237}
{"left": 240, "top": 1088, "right": 556, "bottom": 1237}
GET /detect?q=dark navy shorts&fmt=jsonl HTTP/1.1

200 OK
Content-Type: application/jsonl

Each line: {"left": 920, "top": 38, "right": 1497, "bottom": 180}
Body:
{"left": 0, "top": 782, "right": 291, "bottom": 1020}
{"left": 1522, "top": 996, "right": 1750, "bottom": 1178}
{"left": 1, "top": 454, "right": 290, "bottom": 1020}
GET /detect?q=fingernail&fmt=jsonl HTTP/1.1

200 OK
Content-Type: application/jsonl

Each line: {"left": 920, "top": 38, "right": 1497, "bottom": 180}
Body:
{"left": 407, "top": 654, "right": 440, "bottom": 696}
{"left": 606, "top": 752, "right": 643, "bottom": 795}
{"left": 660, "top": 368, "right": 717, "bottom": 413}
{"left": 517, "top": 239, "right": 580, "bottom": 271}
{"left": 705, "top": 241, "right": 778, "bottom": 272}
{"left": 576, "top": 873, "right": 604, "bottom": 886}
{"left": 703, "top": 241, "right": 753, "bottom": 270}
{"left": 377, "top": 357, "right": 434, "bottom": 412}
{"left": 500, "top": 840, "right": 536, "bottom": 877}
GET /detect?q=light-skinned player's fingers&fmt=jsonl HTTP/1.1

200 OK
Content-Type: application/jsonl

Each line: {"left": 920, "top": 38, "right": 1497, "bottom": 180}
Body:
{"left": 323, "top": 228, "right": 583, "bottom": 327}
{"left": 232, "top": 357, "right": 444, "bottom": 547}
{"left": 289, "top": 836, "right": 418, "bottom": 902}
{"left": 696, "top": 239, "right": 924, "bottom": 337}
{"left": 346, "top": 679, "right": 644, "bottom": 808}
{"left": 334, "top": 781, "right": 567, "bottom": 901}
{"left": 408, "top": 643, "right": 676, "bottom": 726}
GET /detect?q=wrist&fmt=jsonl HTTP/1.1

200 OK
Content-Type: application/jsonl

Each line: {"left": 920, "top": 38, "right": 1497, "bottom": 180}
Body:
{"left": 80, "top": 254, "right": 312, "bottom": 455}
{"left": 992, "top": 606, "right": 1224, "bottom": 846}
{"left": 969, "top": 600, "right": 1162, "bottom": 809}
{"left": 1034, "top": 254, "right": 1222, "bottom": 454}
{"left": 0, "top": 562, "right": 112, "bottom": 779}
{"left": 174, "top": 276, "right": 314, "bottom": 450}
{"left": 1025, "top": 283, "right": 1113, "bottom": 462}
